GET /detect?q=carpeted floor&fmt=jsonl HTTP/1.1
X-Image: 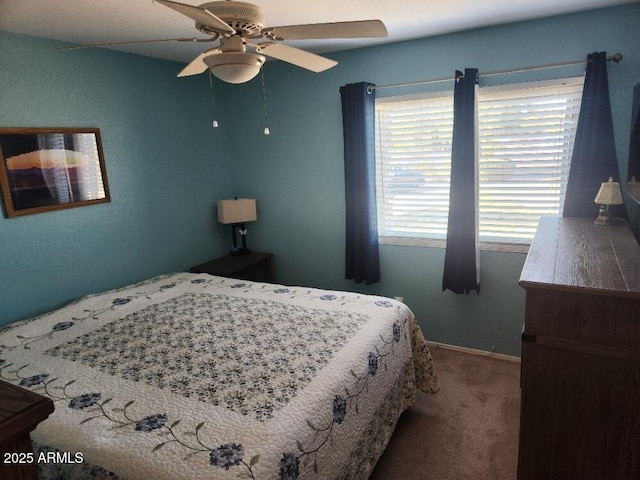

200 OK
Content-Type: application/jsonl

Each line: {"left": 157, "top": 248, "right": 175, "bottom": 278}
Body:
{"left": 369, "top": 345, "right": 521, "bottom": 480}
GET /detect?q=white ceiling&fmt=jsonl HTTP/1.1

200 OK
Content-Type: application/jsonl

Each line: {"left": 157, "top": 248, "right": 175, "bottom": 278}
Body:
{"left": 0, "top": 0, "right": 635, "bottom": 66}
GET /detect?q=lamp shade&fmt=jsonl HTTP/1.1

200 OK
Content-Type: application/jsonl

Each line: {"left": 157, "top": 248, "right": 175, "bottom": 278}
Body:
{"left": 217, "top": 198, "right": 257, "bottom": 224}
{"left": 594, "top": 177, "right": 624, "bottom": 205}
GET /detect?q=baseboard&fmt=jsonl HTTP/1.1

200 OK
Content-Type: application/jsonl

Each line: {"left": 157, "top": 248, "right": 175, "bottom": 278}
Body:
{"left": 427, "top": 341, "right": 521, "bottom": 363}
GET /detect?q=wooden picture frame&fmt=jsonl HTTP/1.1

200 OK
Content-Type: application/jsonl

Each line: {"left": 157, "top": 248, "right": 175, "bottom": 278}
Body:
{"left": 0, "top": 127, "right": 110, "bottom": 217}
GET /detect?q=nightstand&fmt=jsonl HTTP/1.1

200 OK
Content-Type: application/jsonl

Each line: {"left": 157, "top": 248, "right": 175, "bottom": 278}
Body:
{"left": 0, "top": 379, "right": 54, "bottom": 480}
{"left": 191, "top": 252, "right": 273, "bottom": 282}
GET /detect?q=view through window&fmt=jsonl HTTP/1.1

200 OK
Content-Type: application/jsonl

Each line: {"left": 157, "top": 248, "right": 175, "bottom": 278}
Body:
{"left": 374, "top": 76, "right": 584, "bottom": 250}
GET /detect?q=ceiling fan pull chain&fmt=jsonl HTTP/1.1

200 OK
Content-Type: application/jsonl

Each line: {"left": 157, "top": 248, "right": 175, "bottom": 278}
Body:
{"left": 261, "top": 68, "right": 270, "bottom": 135}
{"left": 209, "top": 71, "right": 219, "bottom": 128}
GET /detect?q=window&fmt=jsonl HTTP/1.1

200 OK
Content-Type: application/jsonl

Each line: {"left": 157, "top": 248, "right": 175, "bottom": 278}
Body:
{"left": 375, "top": 93, "right": 454, "bottom": 241}
{"left": 375, "top": 77, "right": 584, "bottom": 250}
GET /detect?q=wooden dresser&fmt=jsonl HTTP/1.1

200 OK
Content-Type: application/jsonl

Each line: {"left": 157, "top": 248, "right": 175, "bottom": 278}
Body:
{"left": 517, "top": 216, "right": 640, "bottom": 480}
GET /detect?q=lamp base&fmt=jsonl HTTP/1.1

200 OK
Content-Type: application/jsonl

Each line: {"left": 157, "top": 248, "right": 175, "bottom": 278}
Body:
{"left": 594, "top": 205, "right": 613, "bottom": 225}
{"left": 229, "top": 222, "right": 253, "bottom": 255}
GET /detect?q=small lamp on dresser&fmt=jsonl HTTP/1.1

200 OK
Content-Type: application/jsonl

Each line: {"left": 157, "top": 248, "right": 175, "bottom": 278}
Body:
{"left": 217, "top": 198, "right": 257, "bottom": 255}
{"left": 593, "top": 177, "right": 623, "bottom": 225}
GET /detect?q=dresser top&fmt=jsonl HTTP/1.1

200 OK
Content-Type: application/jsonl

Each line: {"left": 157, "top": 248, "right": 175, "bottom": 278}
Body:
{"left": 519, "top": 216, "right": 640, "bottom": 297}
{"left": 191, "top": 252, "right": 273, "bottom": 276}
{"left": 0, "top": 379, "right": 54, "bottom": 447}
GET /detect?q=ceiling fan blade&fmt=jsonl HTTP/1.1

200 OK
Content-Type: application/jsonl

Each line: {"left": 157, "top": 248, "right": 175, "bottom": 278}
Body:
{"left": 255, "top": 43, "right": 337, "bottom": 73}
{"left": 57, "top": 37, "right": 216, "bottom": 51}
{"left": 263, "top": 19, "right": 387, "bottom": 40}
{"left": 155, "top": 0, "right": 235, "bottom": 35}
{"left": 178, "top": 47, "right": 222, "bottom": 77}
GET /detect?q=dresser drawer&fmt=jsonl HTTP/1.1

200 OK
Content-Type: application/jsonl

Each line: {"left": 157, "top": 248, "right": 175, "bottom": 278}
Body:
{"left": 524, "top": 288, "right": 640, "bottom": 353}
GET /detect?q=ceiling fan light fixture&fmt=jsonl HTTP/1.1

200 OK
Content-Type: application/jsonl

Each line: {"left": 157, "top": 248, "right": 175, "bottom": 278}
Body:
{"left": 204, "top": 52, "right": 266, "bottom": 84}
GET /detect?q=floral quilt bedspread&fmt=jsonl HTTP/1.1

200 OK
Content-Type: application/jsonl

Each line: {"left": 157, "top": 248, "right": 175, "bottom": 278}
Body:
{"left": 0, "top": 273, "right": 439, "bottom": 480}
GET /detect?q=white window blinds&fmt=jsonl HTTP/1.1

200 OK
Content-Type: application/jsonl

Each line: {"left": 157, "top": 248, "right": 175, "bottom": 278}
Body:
{"left": 477, "top": 78, "right": 583, "bottom": 243}
{"left": 374, "top": 76, "right": 584, "bottom": 247}
{"left": 375, "top": 93, "right": 454, "bottom": 241}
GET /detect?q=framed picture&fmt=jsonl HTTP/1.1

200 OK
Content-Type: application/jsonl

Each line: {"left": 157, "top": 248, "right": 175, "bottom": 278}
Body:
{"left": 0, "top": 127, "right": 110, "bottom": 217}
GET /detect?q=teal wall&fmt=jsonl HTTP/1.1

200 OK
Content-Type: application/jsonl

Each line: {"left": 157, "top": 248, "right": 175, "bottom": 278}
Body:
{"left": 0, "top": 31, "right": 233, "bottom": 326}
{"left": 2, "top": 5, "right": 639, "bottom": 356}
{"left": 221, "top": 4, "right": 640, "bottom": 356}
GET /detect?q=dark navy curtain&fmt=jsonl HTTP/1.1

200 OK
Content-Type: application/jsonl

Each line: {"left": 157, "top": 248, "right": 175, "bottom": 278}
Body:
{"left": 563, "top": 52, "right": 626, "bottom": 219}
{"left": 630, "top": 96, "right": 640, "bottom": 180}
{"left": 340, "top": 82, "right": 380, "bottom": 285}
{"left": 442, "top": 69, "right": 480, "bottom": 295}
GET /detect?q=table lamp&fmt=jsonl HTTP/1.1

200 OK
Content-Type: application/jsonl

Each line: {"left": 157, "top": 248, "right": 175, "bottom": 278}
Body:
{"left": 594, "top": 177, "right": 623, "bottom": 225}
{"left": 217, "top": 198, "right": 257, "bottom": 255}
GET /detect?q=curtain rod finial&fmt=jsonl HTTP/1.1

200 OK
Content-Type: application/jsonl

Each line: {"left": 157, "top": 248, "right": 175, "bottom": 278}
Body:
{"left": 609, "top": 52, "right": 623, "bottom": 63}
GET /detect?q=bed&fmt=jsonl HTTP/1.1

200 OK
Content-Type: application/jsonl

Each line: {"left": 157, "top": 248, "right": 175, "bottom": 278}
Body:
{"left": 0, "top": 272, "right": 439, "bottom": 480}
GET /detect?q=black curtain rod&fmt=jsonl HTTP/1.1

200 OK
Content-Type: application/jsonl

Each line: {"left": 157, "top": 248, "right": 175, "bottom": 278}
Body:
{"left": 371, "top": 52, "right": 623, "bottom": 92}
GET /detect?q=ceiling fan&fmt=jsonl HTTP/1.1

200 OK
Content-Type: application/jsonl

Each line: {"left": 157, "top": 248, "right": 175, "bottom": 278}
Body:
{"left": 62, "top": 0, "right": 388, "bottom": 84}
